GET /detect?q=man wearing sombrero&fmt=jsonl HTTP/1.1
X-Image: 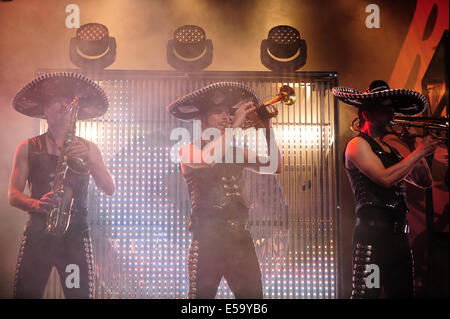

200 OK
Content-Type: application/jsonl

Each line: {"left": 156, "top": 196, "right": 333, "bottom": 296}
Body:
{"left": 8, "top": 72, "right": 115, "bottom": 298}
{"left": 333, "top": 80, "right": 439, "bottom": 298}
{"left": 167, "top": 82, "right": 282, "bottom": 298}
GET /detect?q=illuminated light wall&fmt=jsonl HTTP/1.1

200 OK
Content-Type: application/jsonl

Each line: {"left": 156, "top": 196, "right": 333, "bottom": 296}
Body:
{"left": 249, "top": 80, "right": 337, "bottom": 299}
{"left": 40, "top": 70, "right": 340, "bottom": 299}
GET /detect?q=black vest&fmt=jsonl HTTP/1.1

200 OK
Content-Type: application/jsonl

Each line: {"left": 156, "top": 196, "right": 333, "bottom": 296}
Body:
{"left": 183, "top": 162, "right": 250, "bottom": 220}
{"left": 344, "top": 133, "right": 408, "bottom": 216}
{"left": 28, "top": 133, "right": 90, "bottom": 216}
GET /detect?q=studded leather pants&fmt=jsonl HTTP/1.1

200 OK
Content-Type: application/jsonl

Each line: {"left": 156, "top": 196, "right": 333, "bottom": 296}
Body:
{"left": 351, "top": 209, "right": 413, "bottom": 299}
{"left": 13, "top": 214, "right": 94, "bottom": 299}
{"left": 187, "top": 218, "right": 263, "bottom": 299}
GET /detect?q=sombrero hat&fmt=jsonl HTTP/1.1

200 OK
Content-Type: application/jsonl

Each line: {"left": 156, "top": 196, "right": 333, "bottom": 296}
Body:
{"left": 332, "top": 80, "right": 428, "bottom": 115}
{"left": 167, "top": 82, "right": 261, "bottom": 120}
{"left": 12, "top": 72, "right": 109, "bottom": 120}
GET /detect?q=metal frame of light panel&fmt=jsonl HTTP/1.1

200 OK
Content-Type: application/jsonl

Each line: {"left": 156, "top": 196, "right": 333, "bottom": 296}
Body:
{"left": 39, "top": 69, "right": 341, "bottom": 299}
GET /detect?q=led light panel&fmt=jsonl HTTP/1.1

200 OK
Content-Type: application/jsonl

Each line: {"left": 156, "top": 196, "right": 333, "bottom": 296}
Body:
{"left": 40, "top": 71, "right": 340, "bottom": 299}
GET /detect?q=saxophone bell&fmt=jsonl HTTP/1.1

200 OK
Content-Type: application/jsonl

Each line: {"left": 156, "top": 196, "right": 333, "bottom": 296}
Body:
{"left": 46, "top": 189, "right": 74, "bottom": 236}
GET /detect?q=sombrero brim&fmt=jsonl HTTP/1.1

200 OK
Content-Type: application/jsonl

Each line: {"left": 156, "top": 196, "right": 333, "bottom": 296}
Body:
{"left": 167, "top": 82, "right": 261, "bottom": 120}
{"left": 12, "top": 72, "right": 109, "bottom": 120}
{"left": 332, "top": 87, "right": 428, "bottom": 115}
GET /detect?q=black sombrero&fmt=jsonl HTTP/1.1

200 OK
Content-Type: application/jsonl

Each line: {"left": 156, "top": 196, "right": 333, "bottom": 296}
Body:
{"left": 332, "top": 80, "right": 428, "bottom": 115}
{"left": 12, "top": 72, "right": 109, "bottom": 120}
{"left": 167, "top": 82, "right": 261, "bottom": 120}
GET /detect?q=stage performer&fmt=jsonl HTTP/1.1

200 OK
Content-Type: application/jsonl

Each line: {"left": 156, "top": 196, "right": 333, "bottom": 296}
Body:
{"left": 333, "top": 80, "right": 439, "bottom": 298}
{"left": 8, "top": 72, "right": 115, "bottom": 298}
{"left": 167, "top": 82, "right": 282, "bottom": 298}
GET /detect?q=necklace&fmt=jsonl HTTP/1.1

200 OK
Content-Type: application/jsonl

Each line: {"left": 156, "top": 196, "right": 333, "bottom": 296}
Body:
{"left": 47, "top": 131, "right": 63, "bottom": 153}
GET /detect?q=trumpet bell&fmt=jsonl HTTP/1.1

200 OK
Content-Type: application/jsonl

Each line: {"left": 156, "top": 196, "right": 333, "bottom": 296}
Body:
{"left": 242, "top": 84, "right": 296, "bottom": 129}
{"left": 279, "top": 85, "right": 296, "bottom": 105}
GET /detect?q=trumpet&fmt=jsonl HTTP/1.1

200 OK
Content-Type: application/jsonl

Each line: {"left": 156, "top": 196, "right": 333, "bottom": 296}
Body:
{"left": 241, "top": 85, "right": 296, "bottom": 129}
{"left": 350, "top": 116, "right": 449, "bottom": 142}
{"left": 391, "top": 116, "right": 448, "bottom": 142}
{"left": 391, "top": 116, "right": 448, "bottom": 130}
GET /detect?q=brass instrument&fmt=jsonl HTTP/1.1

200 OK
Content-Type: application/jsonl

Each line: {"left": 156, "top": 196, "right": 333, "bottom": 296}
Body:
{"left": 391, "top": 116, "right": 448, "bottom": 142}
{"left": 241, "top": 85, "right": 296, "bottom": 129}
{"left": 46, "top": 98, "right": 90, "bottom": 236}
{"left": 392, "top": 116, "right": 448, "bottom": 130}
{"left": 350, "top": 116, "right": 449, "bottom": 142}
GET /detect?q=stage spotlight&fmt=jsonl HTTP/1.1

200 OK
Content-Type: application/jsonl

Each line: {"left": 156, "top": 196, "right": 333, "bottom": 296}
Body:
{"left": 69, "top": 23, "right": 116, "bottom": 70}
{"left": 167, "top": 25, "right": 213, "bottom": 71}
{"left": 260, "top": 25, "right": 307, "bottom": 72}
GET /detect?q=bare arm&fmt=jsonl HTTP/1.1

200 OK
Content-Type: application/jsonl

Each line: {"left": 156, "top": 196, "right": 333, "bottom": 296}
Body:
{"left": 346, "top": 135, "right": 438, "bottom": 188}
{"left": 383, "top": 134, "right": 434, "bottom": 188}
{"left": 180, "top": 102, "right": 257, "bottom": 169}
{"left": 8, "top": 140, "right": 54, "bottom": 214}
{"left": 66, "top": 139, "right": 115, "bottom": 195}
{"left": 86, "top": 142, "right": 116, "bottom": 196}
{"left": 244, "top": 122, "right": 282, "bottom": 174}
{"left": 264, "top": 122, "right": 282, "bottom": 174}
{"left": 180, "top": 103, "right": 282, "bottom": 174}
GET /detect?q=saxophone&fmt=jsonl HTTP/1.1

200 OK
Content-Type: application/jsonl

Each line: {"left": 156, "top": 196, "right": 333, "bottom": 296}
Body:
{"left": 46, "top": 98, "right": 90, "bottom": 236}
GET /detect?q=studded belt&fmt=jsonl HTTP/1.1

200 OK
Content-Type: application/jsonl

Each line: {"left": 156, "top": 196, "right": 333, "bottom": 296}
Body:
{"left": 356, "top": 217, "right": 409, "bottom": 234}
{"left": 189, "top": 215, "right": 248, "bottom": 233}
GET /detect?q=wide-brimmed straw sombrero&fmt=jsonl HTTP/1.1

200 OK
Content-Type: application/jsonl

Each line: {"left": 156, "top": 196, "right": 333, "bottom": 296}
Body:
{"left": 332, "top": 80, "right": 428, "bottom": 115}
{"left": 12, "top": 72, "right": 109, "bottom": 120}
{"left": 167, "top": 82, "right": 261, "bottom": 120}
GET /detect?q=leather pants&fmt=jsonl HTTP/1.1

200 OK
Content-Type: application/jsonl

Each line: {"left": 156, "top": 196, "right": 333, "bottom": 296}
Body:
{"left": 351, "top": 207, "right": 413, "bottom": 299}
{"left": 187, "top": 215, "right": 263, "bottom": 299}
{"left": 13, "top": 213, "right": 94, "bottom": 299}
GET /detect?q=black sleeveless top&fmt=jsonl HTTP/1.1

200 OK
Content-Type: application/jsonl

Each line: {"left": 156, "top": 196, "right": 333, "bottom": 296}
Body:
{"left": 28, "top": 133, "right": 90, "bottom": 216}
{"left": 183, "top": 160, "right": 250, "bottom": 221}
{"left": 344, "top": 133, "right": 408, "bottom": 217}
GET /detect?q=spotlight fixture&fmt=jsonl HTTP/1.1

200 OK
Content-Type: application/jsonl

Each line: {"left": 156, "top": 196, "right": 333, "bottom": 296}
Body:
{"left": 260, "top": 25, "right": 307, "bottom": 72}
{"left": 167, "top": 25, "right": 213, "bottom": 71}
{"left": 69, "top": 23, "right": 116, "bottom": 70}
